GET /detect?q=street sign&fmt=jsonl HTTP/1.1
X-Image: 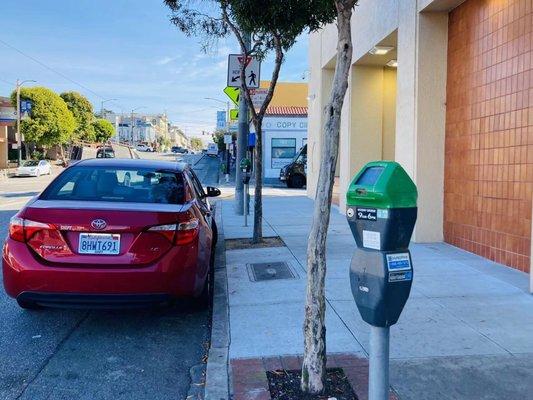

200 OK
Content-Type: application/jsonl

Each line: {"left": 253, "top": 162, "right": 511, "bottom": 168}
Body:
{"left": 227, "top": 54, "right": 260, "bottom": 89}
{"left": 230, "top": 109, "right": 239, "bottom": 121}
{"left": 250, "top": 88, "right": 268, "bottom": 108}
{"left": 228, "top": 122, "right": 238, "bottom": 132}
{"left": 224, "top": 134, "right": 232, "bottom": 144}
{"left": 216, "top": 110, "right": 226, "bottom": 130}
{"left": 223, "top": 86, "right": 240, "bottom": 106}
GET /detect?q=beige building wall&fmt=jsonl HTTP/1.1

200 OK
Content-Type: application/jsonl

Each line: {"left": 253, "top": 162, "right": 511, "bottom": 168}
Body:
{"left": 0, "top": 126, "right": 8, "bottom": 169}
{"left": 307, "top": 0, "right": 464, "bottom": 242}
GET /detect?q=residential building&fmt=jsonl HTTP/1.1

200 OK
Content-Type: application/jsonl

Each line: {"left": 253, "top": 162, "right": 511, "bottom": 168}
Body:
{"left": 169, "top": 126, "right": 190, "bottom": 148}
{"left": 105, "top": 112, "right": 170, "bottom": 144}
{"left": 307, "top": 0, "right": 532, "bottom": 275}
{"left": 0, "top": 96, "right": 16, "bottom": 168}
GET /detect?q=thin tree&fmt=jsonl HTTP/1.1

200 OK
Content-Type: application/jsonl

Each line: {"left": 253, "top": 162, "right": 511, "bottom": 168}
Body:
{"left": 301, "top": 0, "right": 358, "bottom": 394}
{"left": 164, "top": 0, "right": 335, "bottom": 243}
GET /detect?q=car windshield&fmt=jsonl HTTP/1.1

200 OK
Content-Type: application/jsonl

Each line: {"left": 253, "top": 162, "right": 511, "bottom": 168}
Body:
{"left": 22, "top": 160, "right": 39, "bottom": 167}
{"left": 41, "top": 166, "right": 186, "bottom": 204}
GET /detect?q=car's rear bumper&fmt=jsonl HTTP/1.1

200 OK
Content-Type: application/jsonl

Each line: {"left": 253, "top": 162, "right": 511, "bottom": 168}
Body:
{"left": 3, "top": 238, "right": 205, "bottom": 302}
{"left": 17, "top": 292, "right": 171, "bottom": 309}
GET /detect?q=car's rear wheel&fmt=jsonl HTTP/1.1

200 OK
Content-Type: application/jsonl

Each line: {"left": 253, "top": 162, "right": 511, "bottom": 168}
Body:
{"left": 195, "top": 222, "right": 217, "bottom": 310}
{"left": 289, "top": 174, "right": 305, "bottom": 189}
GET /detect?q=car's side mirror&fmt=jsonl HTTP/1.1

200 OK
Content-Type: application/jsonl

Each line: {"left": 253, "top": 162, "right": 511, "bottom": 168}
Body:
{"left": 206, "top": 186, "right": 221, "bottom": 197}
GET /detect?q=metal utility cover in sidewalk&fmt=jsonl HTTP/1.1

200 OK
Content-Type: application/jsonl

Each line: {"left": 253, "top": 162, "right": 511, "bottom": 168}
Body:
{"left": 247, "top": 262, "right": 297, "bottom": 282}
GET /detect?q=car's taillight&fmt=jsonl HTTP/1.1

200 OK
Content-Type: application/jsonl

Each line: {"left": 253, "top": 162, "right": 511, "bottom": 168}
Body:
{"left": 8, "top": 216, "right": 54, "bottom": 242}
{"left": 148, "top": 217, "right": 199, "bottom": 245}
{"left": 148, "top": 224, "right": 177, "bottom": 243}
{"left": 176, "top": 218, "right": 199, "bottom": 245}
{"left": 8, "top": 216, "right": 25, "bottom": 242}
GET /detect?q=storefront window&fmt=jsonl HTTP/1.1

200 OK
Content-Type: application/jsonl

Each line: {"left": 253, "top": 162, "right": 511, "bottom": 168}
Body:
{"left": 271, "top": 138, "right": 296, "bottom": 168}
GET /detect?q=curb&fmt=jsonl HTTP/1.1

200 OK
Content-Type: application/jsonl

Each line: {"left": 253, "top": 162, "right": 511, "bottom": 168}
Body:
{"left": 204, "top": 201, "right": 230, "bottom": 400}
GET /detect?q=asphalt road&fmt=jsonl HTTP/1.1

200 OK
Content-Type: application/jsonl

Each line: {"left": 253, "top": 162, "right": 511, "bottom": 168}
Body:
{"left": 0, "top": 152, "right": 220, "bottom": 400}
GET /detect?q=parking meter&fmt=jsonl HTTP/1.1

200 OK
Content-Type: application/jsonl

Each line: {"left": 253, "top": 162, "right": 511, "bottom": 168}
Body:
{"left": 240, "top": 158, "right": 251, "bottom": 184}
{"left": 240, "top": 158, "right": 252, "bottom": 226}
{"left": 346, "top": 161, "right": 417, "bottom": 400}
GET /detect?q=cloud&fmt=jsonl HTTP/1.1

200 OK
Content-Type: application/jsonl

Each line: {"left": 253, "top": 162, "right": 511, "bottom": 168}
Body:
{"left": 155, "top": 56, "right": 178, "bottom": 65}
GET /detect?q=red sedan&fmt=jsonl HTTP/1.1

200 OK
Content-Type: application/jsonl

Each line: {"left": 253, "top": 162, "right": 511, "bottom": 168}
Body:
{"left": 3, "top": 158, "right": 220, "bottom": 309}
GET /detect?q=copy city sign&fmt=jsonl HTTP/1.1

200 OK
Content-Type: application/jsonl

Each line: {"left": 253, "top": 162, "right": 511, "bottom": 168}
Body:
{"left": 227, "top": 54, "right": 261, "bottom": 89}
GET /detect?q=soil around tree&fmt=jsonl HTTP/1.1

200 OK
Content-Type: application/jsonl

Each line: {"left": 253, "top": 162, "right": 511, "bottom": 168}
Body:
{"left": 225, "top": 236, "right": 285, "bottom": 250}
{"left": 266, "top": 369, "right": 358, "bottom": 400}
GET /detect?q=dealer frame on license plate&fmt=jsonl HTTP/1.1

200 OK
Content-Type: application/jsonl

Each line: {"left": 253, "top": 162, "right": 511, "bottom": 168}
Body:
{"left": 78, "top": 233, "right": 121, "bottom": 255}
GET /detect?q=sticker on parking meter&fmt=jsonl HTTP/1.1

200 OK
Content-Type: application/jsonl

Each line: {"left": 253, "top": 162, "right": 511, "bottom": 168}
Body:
{"left": 377, "top": 209, "right": 389, "bottom": 219}
{"left": 362, "top": 230, "right": 381, "bottom": 250}
{"left": 388, "top": 270, "right": 413, "bottom": 282}
{"left": 386, "top": 253, "right": 411, "bottom": 271}
{"left": 356, "top": 207, "right": 377, "bottom": 221}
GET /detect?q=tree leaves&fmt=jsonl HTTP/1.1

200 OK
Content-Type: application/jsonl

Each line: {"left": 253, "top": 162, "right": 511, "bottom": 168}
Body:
{"left": 60, "top": 91, "right": 96, "bottom": 142}
{"left": 11, "top": 87, "right": 76, "bottom": 147}
{"left": 92, "top": 119, "right": 115, "bottom": 143}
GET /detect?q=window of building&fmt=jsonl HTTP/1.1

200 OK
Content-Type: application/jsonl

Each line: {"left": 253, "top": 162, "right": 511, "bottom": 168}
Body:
{"left": 271, "top": 138, "right": 296, "bottom": 169}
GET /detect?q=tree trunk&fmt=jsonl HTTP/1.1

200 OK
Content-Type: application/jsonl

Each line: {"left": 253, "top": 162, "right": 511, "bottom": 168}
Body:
{"left": 301, "top": 1, "right": 355, "bottom": 394}
{"left": 252, "top": 120, "right": 263, "bottom": 243}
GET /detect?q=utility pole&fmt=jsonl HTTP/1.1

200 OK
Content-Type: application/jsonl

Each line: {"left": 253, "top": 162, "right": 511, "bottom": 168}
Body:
{"left": 16, "top": 79, "right": 36, "bottom": 165}
{"left": 130, "top": 106, "right": 146, "bottom": 145}
{"left": 235, "top": 31, "right": 251, "bottom": 215}
{"left": 100, "top": 98, "right": 117, "bottom": 119}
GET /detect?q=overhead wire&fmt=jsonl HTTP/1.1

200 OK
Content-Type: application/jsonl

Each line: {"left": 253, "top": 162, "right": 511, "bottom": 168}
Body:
{"left": 0, "top": 38, "right": 124, "bottom": 110}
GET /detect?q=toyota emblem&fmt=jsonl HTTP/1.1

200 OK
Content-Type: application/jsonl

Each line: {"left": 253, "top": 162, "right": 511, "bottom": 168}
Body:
{"left": 91, "top": 219, "right": 107, "bottom": 230}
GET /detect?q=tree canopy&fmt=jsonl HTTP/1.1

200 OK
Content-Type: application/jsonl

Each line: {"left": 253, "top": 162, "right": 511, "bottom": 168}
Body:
{"left": 190, "top": 137, "right": 203, "bottom": 150}
{"left": 92, "top": 118, "right": 115, "bottom": 143}
{"left": 11, "top": 87, "right": 76, "bottom": 147}
{"left": 165, "top": 0, "right": 336, "bottom": 55}
{"left": 60, "top": 91, "right": 95, "bottom": 142}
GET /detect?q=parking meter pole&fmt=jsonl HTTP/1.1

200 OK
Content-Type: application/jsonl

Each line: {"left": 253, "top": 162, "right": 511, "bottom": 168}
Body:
{"left": 234, "top": 31, "right": 251, "bottom": 215}
{"left": 369, "top": 326, "right": 390, "bottom": 400}
{"left": 244, "top": 183, "right": 248, "bottom": 227}
{"left": 225, "top": 144, "right": 230, "bottom": 183}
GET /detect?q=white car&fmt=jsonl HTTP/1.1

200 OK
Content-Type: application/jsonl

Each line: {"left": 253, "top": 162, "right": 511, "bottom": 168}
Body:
{"left": 16, "top": 160, "right": 52, "bottom": 177}
{"left": 135, "top": 144, "right": 154, "bottom": 152}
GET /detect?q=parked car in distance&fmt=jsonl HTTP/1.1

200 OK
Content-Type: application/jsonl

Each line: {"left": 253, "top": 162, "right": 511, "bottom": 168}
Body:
{"left": 206, "top": 143, "right": 218, "bottom": 157}
{"left": 15, "top": 160, "right": 52, "bottom": 177}
{"left": 3, "top": 158, "right": 221, "bottom": 310}
{"left": 172, "top": 146, "right": 188, "bottom": 154}
{"left": 135, "top": 143, "right": 154, "bottom": 152}
{"left": 96, "top": 146, "right": 115, "bottom": 158}
{"left": 280, "top": 144, "right": 307, "bottom": 189}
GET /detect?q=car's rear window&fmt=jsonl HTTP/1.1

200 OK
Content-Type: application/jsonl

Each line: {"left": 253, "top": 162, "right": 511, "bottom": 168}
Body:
{"left": 41, "top": 166, "right": 186, "bottom": 204}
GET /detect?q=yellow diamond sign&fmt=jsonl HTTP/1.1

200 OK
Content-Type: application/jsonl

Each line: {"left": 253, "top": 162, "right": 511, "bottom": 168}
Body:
{"left": 223, "top": 86, "right": 240, "bottom": 106}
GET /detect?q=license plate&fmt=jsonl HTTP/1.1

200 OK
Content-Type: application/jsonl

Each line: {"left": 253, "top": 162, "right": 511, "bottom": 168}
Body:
{"left": 78, "top": 233, "right": 120, "bottom": 255}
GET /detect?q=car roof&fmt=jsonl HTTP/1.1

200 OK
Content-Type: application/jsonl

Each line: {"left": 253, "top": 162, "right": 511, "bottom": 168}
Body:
{"left": 73, "top": 158, "right": 188, "bottom": 172}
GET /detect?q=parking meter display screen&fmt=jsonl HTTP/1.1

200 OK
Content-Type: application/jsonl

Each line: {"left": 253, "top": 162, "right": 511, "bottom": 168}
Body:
{"left": 356, "top": 166, "right": 384, "bottom": 186}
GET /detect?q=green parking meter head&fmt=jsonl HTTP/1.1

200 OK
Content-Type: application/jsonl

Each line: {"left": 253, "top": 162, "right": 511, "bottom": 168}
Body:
{"left": 346, "top": 161, "right": 418, "bottom": 251}
{"left": 240, "top": 158, "right": 251, "bottom": 173}
{"left": 346, "top": 161, "right": 417, "bottom": 209}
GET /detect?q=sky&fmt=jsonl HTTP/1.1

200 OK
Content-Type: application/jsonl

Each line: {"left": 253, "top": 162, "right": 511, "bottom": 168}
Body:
{"left": 0, "top": 0, "right": 309, "bottom": 138}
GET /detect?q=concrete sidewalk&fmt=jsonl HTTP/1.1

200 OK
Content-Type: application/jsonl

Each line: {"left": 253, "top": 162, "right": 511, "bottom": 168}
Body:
{"left": 219, "top": 194, "right": 533, "bottom": 399}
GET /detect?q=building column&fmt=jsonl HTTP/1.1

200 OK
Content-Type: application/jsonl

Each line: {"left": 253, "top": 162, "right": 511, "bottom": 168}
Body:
{"left": 306, "top": 64, "right": 334, "bottom": 199}
{"left": 395, "top": 5, "right": 448, "bottom": 242}
{"left": 339, "top": 65, "right": 385, "bottom": 212}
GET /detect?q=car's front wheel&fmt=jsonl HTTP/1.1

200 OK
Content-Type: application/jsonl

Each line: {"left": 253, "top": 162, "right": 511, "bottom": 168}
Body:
{"left": 289, "top": 174, "right": 305, "bottom": 189}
